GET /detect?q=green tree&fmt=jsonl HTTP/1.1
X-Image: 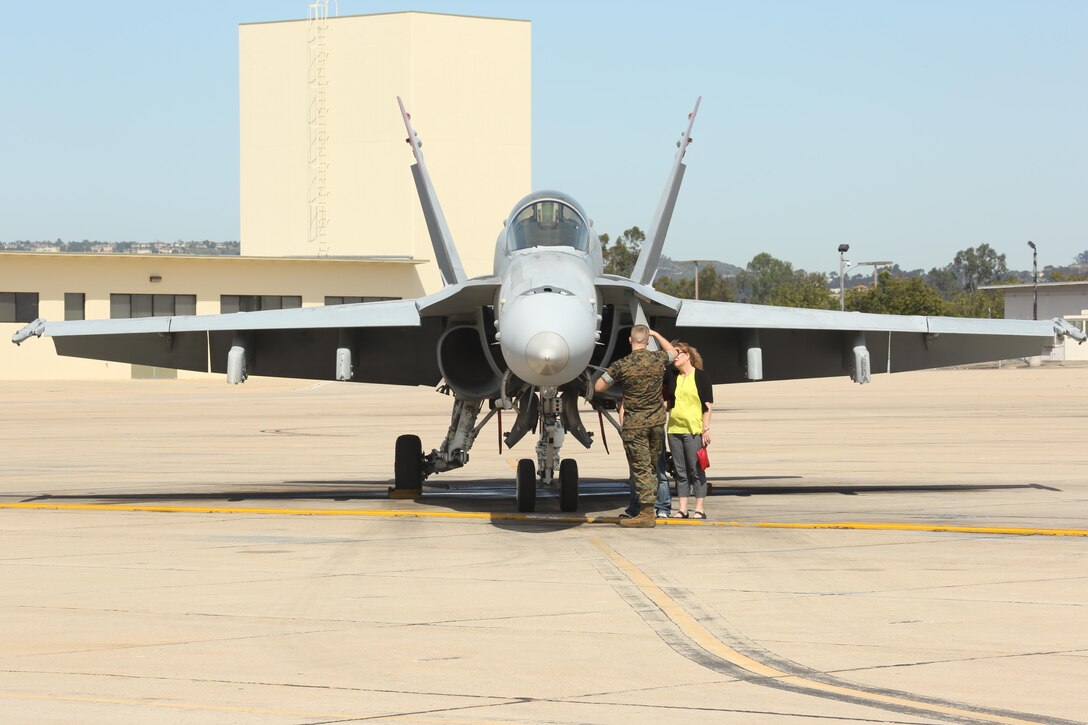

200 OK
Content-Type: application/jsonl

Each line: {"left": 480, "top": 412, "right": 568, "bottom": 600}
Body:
{"left": 1075, "top": 250, "right": 1088, "bottom": 265}
{"left": 768, "top": 272, "right": 836, "bottom": 309}
{"left": 735, "top": 253, "right": 798, "bottom": 304}
{"left": 946, "top": 290, "right": 1004, "bottom": 318}
{"left": 1050, "top": 269, "right": 1088, "bottom": 282}
{"left": 654, "top": 264, "right": 736, "bottom": 301}
{"left": 923, "top": 266, "right": 961, "bottom": 299}
{"left": 846, "top": 270, "right": 948, "bottom": 315}
{"left": 951, "top": 243, "right": 1007, "bottom": 292}
{"left": 601, "top": 226, "right": 644, "bottom": 277}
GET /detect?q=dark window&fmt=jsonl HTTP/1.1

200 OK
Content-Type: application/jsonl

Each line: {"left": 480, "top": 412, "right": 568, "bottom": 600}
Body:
{"left": 221, "top": 295, "right": 301, "bottom": 313}
{"left": 325, "top": 296, "right": 400, "bottom": 306}
{"left": 0, "top": 292, "right": 40, "bottom": 323}
{"left": 64, "top": 293, "right": 85, "bottom": 321}
{"left": 111, "top": 294, "right": 196, "bottom": 319}
{"left": 131, "top": 294, "right": 153, "bottom": 318}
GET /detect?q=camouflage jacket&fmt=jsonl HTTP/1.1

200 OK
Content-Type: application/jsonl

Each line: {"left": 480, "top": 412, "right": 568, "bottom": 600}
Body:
{"left": 605, "top": 348, "right": 671, "bottom": 429}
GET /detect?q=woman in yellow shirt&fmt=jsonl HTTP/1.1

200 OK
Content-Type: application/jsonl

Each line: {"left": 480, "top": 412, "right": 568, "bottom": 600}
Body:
{"left": 664, "top": 342, "right": 713, "bottom": 519}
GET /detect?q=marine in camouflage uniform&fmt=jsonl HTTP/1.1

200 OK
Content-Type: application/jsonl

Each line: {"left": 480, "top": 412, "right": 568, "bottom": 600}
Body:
{"left": 594, "top": 326, "right": 675, "bottom": 526}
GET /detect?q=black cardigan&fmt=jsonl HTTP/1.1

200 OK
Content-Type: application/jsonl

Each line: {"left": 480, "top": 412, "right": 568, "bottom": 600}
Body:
{"left": 663, "top": 367, "right": 713, "bottom": 412}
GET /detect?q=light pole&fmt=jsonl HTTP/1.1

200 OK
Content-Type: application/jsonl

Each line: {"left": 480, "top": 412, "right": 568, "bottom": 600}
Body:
{"left": 1027, "top": 241, "right": 1038, "bottom": 320}
{"left": 678, "top": 260, "right": 705, "bottom": 299}
{"left": 855, "top": 261, "right": 894, "bottom": 286}
{"left": 837, "top": 244, "right": 850, "bottom": 311}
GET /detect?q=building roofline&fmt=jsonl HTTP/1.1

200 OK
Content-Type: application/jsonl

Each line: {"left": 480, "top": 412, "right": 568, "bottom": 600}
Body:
{"left": 240, "top": 11, "right": 529, "bottom": 27}
{"left": 0, "top": 251, "right": 427, "bottom": 265}
{"left": 980, "top": 281, "right": 1088, "bottom": 291}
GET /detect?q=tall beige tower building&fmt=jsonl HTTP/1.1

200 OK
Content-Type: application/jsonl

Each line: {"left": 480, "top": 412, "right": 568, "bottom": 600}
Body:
{"left": 239, "top": 12, "right": 532, "bottom": 290}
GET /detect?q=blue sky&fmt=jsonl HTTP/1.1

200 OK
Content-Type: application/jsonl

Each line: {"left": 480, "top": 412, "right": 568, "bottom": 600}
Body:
{"left": 1, "top": 1, "right": 1083, "bottom": 273}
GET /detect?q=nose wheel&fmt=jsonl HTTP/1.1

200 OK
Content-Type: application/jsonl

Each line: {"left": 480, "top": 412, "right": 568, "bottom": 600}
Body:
{"left": 559, "top": 458, "right": 579, "bottom": 512}
{"left": 516, "top": 458, "right": 536, "bottom": 512}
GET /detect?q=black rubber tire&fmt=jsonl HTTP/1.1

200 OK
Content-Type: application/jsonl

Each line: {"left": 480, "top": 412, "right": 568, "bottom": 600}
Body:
{"left": 394, "top": 434, "right": 423, "bottom": 490}
{"left": 558, "top": 458, "right": 579, "bottom": 512}
{"left": 516, "top": 458, "right": 536, "bottom": 513}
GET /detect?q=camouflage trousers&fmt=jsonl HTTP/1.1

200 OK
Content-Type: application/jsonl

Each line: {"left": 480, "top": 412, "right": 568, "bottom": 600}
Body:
{"left": 621, "top": 425, "right": 665, "bottom": 505}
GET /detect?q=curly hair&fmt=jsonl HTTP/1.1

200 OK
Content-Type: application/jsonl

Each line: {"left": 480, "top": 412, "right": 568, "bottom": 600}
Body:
{"left": 672, "top": 340, "right": 703, "bottom": 370}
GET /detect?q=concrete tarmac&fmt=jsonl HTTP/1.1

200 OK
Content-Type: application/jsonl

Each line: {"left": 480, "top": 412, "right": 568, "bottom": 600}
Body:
{"left": 0, "top": 366, "right": 1085, "bottom": 724}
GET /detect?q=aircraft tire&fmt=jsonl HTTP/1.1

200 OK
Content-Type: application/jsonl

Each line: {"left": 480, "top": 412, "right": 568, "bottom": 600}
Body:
{"left": 516, "top": 458, "right": 536, "bottom": 513}
{"left": 558, "top": 459, "right": 578, "bottom": 512}
{"left": 394, "top": 434, "right": 424, "bottom": 490}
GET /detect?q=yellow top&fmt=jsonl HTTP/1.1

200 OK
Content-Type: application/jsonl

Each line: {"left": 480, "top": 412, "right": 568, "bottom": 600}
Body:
{"left": 667, "top": 373, "right": 704, "bottom": 435}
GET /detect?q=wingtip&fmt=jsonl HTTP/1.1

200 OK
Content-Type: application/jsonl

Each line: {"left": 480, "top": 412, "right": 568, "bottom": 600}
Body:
{"left": 11, "top": 318, "right": 46, "bottom": 345}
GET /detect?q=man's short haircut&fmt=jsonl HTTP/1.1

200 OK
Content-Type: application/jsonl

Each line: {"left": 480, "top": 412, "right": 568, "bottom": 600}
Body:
{"left": 630, "top": 325, "right": 649, "bottom": 344}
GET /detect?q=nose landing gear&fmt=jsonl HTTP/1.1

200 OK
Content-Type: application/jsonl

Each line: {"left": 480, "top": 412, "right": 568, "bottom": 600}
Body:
{"left": 514, "top": 456, "right": 579, "bottom": 513}
{"left": 516, "top": 458, "right": 536, "bottom": 513}
{"left": 558, "top": 458, "right": 579, "bottom": 512}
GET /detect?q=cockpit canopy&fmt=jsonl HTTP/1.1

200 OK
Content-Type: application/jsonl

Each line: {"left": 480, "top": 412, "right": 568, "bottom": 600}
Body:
{"left": 507, "top": 196, "right": 590, "bottom": 252}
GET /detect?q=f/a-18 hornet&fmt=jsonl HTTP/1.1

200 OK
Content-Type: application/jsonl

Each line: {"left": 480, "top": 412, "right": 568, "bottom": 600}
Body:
{"left": 13, "top": 97, "right": 1084, "bottom": 512}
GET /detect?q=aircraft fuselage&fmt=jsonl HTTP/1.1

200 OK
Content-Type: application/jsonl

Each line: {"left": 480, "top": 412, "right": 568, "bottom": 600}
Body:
{"left": 493, "top": 191, "right": 604, "bottom": 389}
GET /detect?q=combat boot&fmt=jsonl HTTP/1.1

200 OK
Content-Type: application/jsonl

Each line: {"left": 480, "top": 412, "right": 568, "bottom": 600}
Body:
{"left": 618, "top": 503, "right": 656, "bottom": 528}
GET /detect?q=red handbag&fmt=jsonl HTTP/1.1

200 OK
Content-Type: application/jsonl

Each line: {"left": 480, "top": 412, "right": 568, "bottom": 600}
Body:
{"left": 696, "top": 446, "right": 710, "bottom": 470}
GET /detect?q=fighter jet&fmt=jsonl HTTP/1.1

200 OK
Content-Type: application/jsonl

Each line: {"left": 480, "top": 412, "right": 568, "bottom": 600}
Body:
{"left": 12, "top": 97, "right": 1084, "bottom": 512}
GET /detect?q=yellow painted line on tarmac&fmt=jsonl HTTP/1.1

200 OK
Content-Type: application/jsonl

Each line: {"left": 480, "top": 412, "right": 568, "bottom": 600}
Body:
{"left": 1, "top": 502, "right": 1085, "bottom": 537}
{"left": 591, "top": 537, "right": 1055, "bottom": 725}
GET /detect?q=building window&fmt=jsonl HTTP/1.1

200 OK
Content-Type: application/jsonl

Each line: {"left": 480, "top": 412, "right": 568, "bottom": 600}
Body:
{"left": 220, "top": 295, "right": 302, "bottom": 313}
{"left": 325, "top": 296, "right": 400, "bottom": 305}
{"left": 64, "top": 293, "right": 85, "bottom": 321}
{"left": 110, "top": 294, "right": 196, "bottom": 319}
{"left": 0, "top": 292, "right": 39, "bottom": 323}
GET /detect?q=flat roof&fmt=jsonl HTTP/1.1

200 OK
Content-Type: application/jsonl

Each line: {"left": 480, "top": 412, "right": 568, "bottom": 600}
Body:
{"left": 240, "top": 11, "right": 529, "bottom": 27}
{"left": 0, "top": 251, "right": 427, "bottom": 265}
{"left": 980, "top": 281, "right": 1088, "bottom": 291}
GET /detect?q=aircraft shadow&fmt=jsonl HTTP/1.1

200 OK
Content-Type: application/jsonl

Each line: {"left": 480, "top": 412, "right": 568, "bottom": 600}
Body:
{"left": 13, "top": 480, "right": 1055, "bottom": 534}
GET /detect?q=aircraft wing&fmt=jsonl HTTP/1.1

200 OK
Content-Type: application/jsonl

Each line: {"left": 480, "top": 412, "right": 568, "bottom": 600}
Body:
{"left": 601, "top": 279, "right": 1079, "bottom": 384}
{"left": 11, "top": 278, "right": 500, "bottom": 386}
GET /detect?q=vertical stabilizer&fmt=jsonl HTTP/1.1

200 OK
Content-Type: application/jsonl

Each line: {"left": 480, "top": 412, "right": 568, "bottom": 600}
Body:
{"left": 630, "top": 97, "right": 701, "bottom": 286}
{"left": 398, "top": 97, "right": 467, "bottom": 286}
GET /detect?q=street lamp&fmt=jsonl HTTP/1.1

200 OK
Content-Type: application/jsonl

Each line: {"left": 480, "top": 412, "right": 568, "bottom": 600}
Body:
{"left": 1027, "top": 241, "right": 1038, "bottom": 320}
{"left": 678, "top": 260, "right": 706, "bottom": 299}
{"left": 855, "top": 261, "right": 894, "bottom": 286}
{"left": 837, "top": 244, "right": 850, "bottom": 311}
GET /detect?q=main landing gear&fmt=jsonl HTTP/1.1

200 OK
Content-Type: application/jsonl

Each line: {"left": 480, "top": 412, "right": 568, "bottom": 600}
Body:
{"left": 393, "top": 434, "right": 424, "bottom": 494}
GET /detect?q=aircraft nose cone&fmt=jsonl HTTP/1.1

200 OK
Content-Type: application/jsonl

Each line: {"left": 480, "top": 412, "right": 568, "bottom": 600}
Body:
{"left": 525, "top": 331, "right": 570, "bottom": 376}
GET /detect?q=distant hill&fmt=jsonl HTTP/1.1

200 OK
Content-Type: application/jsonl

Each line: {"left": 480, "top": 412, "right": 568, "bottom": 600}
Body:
{"left": 656, "top": 255, "right": 743, "bottom": 280}
{"left": 0, "top": 240, "right": 240, "bottom": 255}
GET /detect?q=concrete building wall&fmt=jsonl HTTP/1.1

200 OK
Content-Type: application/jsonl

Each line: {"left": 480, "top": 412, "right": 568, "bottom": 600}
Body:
{"left": 1, "top": 253, "right": 424, "bottom": 380}
{"left": 1001, "top": 285, "right": 1088, "bottom": 322}
{"left": 239, "top": 12, "right": 532, "bottom": 288}
{"left": 992, "top": 282, "right": 1088, "bottom": 362}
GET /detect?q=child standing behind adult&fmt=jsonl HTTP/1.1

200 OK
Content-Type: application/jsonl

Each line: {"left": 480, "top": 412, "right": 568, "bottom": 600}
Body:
{"left": 664, "top": 342, "right": 713, "bottom": 519}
